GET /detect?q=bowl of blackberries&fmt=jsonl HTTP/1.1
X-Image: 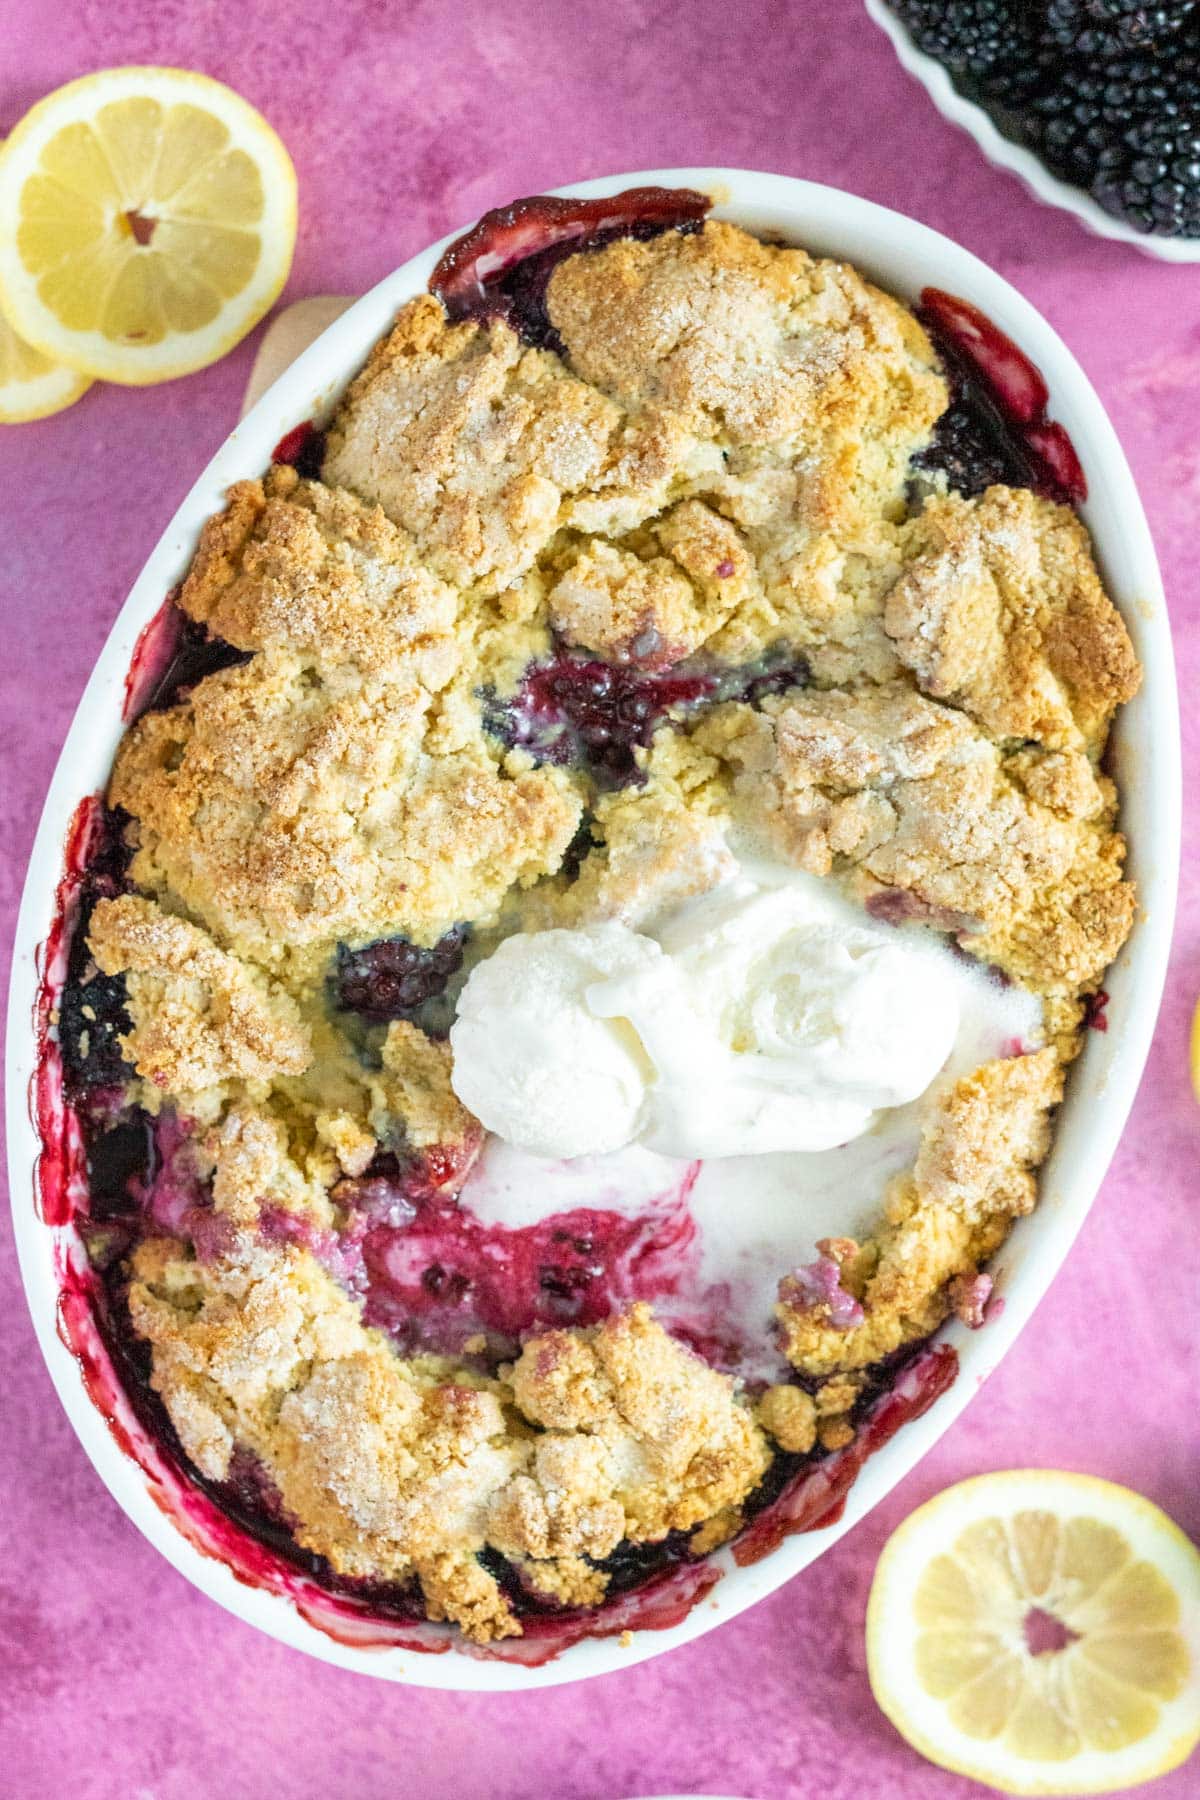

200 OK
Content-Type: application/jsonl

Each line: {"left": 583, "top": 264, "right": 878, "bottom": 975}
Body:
{"left": 867, "top": 0, "right": 1200, "bottom": 257}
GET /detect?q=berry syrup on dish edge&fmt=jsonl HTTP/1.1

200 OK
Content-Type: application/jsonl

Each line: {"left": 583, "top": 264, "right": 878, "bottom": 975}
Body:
{"left": 913, "top": 289, "right": 1086, "bottom": 506}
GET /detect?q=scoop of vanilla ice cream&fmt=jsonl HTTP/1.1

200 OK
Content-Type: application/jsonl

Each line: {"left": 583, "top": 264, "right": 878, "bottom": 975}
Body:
{"left": 449, "top": 924, "right": 659, "bottom": 1158}
{"left": 450, "top": 862, "right": 963, "bottom": 1163}
{"left": 592, "top": 875, "right": 961, "bottom": 1158}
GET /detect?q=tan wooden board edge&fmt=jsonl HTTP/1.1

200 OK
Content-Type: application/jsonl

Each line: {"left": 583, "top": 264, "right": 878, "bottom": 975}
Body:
{"left": 240, "top": 295, "right": 356, "bottom": 416}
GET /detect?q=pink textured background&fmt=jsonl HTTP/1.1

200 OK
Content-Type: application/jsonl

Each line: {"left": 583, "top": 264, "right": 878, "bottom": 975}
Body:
{"left": 2, "top": 3, "right": 1197, "bottom": 1796}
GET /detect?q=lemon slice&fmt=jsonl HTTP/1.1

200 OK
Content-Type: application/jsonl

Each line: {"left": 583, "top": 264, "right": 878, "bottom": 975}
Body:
{"left": 867, "top": 1471, "right": 1200, "bottom": 1795}
{"left": 0, "top": 296, "right": 91, "bottom": 422}
{"left": 0, "top": 67, "right": 296, "bottom": 384}
{"left": 1190, "top": 995, "right": 1200, "bottom": 1105}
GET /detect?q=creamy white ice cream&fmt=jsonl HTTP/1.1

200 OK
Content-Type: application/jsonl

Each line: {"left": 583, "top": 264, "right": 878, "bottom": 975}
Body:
{"left": 450, "top": 860, "right": 966, "bottom": 1161}
{"left": 447, "top": 923, "right": 658, "bottom": 1159}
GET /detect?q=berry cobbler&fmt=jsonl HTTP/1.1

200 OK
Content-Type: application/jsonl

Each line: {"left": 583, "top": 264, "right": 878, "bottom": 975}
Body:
{"left": 40, "top": 187, "right": 1141, "bottom": 1660}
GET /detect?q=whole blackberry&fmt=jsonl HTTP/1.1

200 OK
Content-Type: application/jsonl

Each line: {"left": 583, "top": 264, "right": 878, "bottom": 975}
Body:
{"left": 976, "top": 34, "right": 1062, "bottom": 110}
{"left": 1023, "top": 47, "right": 1200, "bottom": 233}
{"left": 1046, "top": 0, "right": 1197, "bottom": 57}
{"left": 912, "top": 396, "right": 1032, "bottom": 497}
{"left": 333, "top": 927, "right": 468, "bottom": 1029}
{"left": 890, "top": 0, "right": 1036, "bottom": 90}
{"left": 1095, "top": 112, "right": 1200, "bottom": 233}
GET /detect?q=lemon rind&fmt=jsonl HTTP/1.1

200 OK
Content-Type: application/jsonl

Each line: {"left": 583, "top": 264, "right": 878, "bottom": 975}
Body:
{"left": 0, "top": 66, "right": 297, "bottom": 385}
{"left": 0, "top": 358, "right": 91, "bottom": 422}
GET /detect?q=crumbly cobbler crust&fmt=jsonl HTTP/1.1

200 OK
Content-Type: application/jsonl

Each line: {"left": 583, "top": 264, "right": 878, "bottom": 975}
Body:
{"left": 86, "top": 218, "right": 1140, "bottom": 1641}
{"left": 129, "top": 1242, "right": 767, "bottom": 1639}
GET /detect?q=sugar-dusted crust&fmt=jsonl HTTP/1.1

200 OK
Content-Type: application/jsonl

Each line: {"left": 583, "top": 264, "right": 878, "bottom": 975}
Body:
{"left": 110, "top": 650, "right": 580, "bottom": 968}
{"left": 377, "top": 1020, "right": 479, "bottom": 1150}
{"left": 186, "top": 1021, "right": 481, "bottom": 1235}
{"left": 89, "top": 893, "right": 311, "bottom": 1099}
{"left": 497, "top": 1303, "right": 770, "bottom": 1547}
{"left": 776, "top": 1050, "right": 1063, "bottom": 1375}
{"left": 321, "top": 294, "right": 713, "bottom": 598}
{"left": 129, "top": 1235, "right": 527, "bottom": 1640}
{"left": 532, "top": 781, "right": 737, "bottom": 931}
{"left": 201, "top": 1103, "right": 336, "bottom": 1230}
{"left": 885, "top": 486, "right": 1140, "bottom": 753}
{"left": 547, "top": 500, "right": 759, "bottom": 668}
{"left": 547, "top": 221, "right": 945, "bottom": 468}
{"left": 548, "top": 539, "right": 711, "bottom": 669}
{"left": 85, "top": 211, "right": 1142, "bottom": 1642}
{"left": 130, "top": 1242, "right": 767, "bottom": 1640}
{"left": 179, "top": 466, "right": 459, "bottom": 683}
{"left": 696, "top": 674, "right": 1132, "bottom": 1024}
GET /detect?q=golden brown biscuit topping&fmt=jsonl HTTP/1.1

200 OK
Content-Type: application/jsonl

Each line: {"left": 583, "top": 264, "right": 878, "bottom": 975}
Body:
{"left": 76, "top": 214, "right": 1139, "bottom": 1645}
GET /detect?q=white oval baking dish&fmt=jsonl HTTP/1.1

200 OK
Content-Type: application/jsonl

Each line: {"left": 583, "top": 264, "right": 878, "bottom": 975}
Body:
{"left": 6, "top": 167, "right": 1180, "bottom": 1690}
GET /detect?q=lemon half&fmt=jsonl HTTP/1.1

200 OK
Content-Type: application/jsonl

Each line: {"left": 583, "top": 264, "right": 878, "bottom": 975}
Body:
{"left": 867, "top": 1471, "right": 1200, "bottom": 1795}
{"left": 0, "top": 67, "right": 296, "bottom": 384}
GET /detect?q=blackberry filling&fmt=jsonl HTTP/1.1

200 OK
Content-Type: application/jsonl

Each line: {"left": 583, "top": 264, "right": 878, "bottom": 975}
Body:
{"left": 721, "top": 648, "right": 810, "bottom": 707}
{"left": 481, "top": 652, "right": 715, "bottom": 786}
{"left": 482, "top": 646, "right": 808, "bottom": 786}
{"left": 124, "top": 595, "right": 252, "bottom": 721}
{"left": 332, "top": 926, "right": 469, "bottom": 1031}
{"left": 272, "top": 419, "right": 327, "bottom": 478}
{"left": 559, "top": 813, "right": 600, "bottom": 883}
{"left": 84, "top": 1109, "right": 159, "bottom": 1220}
{"left": 915, "top": 288, "right": 1086, "bottom": 506}
{"left": 58, "top": 815, "right": 136, "bottom": 1098}
{"left": 430, "top": 186, "right": 711, "bottom": 349}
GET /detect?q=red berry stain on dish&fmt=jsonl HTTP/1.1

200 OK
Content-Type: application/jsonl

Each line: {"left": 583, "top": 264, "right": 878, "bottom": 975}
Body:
{"left": 916, "top": 288, "right": 1087, "bottom": 507}
{"left": 1084, "top": 987, "right": 1111, "bottom": 1031}
{"left": 271, "top": 419, "right": 327, "bottom": 479}
{"left": 33, "top": 795, "right": 109, "bottom": 1226}
{"left": 123, "top": 593, "right": 250, "bottom": 722}
{"left": 462, "top": 1560, "right": 722, "bottom": 1666}
{"left": 921, "top": 290, "right": 1049, "bottom": 426}
{"left": 431, "top": 187, "right": 711, "bottom": 349}
{"left": 732, "top": 1344, "right": 959, "bottom": 1565}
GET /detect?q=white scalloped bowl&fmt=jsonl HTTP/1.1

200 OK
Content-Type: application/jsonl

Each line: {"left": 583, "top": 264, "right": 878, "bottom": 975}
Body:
{"left": 6, "top": 168, "right": 1180, "bottom": 1690}
{"left": 865, "top": 0, "right": 1200, "bottom": 263}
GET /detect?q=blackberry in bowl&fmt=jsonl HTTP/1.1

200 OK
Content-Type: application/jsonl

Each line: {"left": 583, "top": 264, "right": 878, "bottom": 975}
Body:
{"left": 8, "top": 169, "right": 1177, "bottom": 1689}
{"left": 871, "top": 0, "right": 1200, "bottom": 257}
